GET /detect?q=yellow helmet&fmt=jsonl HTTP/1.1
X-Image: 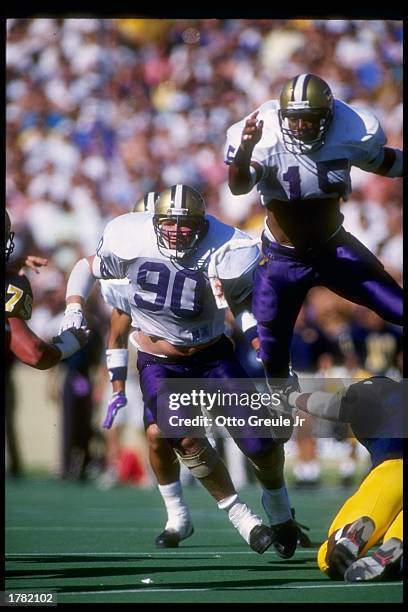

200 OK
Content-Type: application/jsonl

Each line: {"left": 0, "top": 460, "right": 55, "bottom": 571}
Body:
{"left": 153, "top": 184, "right": 208, "bottom": 259}
{"left": 5, "top": 209, "right": 15, "bottom": 261}
{"left": 132, "top": 191, "right": 160, "bottom": 213}
{"left": 278, "top": 73, "right": 333, "bottom": 154}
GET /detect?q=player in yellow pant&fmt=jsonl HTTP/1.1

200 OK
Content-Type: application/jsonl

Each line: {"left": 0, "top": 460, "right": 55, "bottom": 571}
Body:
{"left": 317, "top": 458, "right": 402, "bottom": 579}
{"left": 286, "top": 376, "right": 403, "bottom": 582}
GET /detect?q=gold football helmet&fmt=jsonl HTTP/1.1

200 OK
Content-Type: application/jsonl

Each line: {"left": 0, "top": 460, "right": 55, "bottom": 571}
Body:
{"left": 278, "top": 73, "right": 333, "bottom": 154}
{"left": 5, "top": 209, "right": 15, "bottom": 261}
{"left": 153, "top": 184, "right": 208, "bottom": 259}
{"left": 132, "top": 191, "right": 160, "bottom": 213}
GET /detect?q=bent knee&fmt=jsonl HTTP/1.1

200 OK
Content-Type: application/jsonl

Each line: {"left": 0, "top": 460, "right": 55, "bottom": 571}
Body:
{"left": 146, "top": 424, "right": 168, "bottom": 451}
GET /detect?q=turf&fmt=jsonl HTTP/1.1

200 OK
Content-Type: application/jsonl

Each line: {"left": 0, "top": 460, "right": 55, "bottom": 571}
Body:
{"left": 5, "top": 478, "right": 403, "bottom": 603}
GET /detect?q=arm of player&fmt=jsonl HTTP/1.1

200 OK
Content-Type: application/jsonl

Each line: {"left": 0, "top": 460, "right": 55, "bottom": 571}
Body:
{"left": 229, "top": 294, "right": 259, "bottom": 352}
{"left": 287, "top": 388, "right": 347, "bottom": 422}
{"left": 360, "top": 146, "right": 403, "bottom": 178}
{"left": 9, "top": 317, "right": 88, "bottom": 370}
{"left": 103, "top": 308, "right": 132, "bottom": 429}
{"left": 228, "top": 111, "right": 265, "bottom": 195}
{"left": 59, "top": 255, "right": 97, "bottom": 332}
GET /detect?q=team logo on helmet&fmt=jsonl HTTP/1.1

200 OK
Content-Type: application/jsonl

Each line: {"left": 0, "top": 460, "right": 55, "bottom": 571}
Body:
{"left": 278, "top": 73, "right": 333, "bottom": 154}
{"left": 132, "top": 191, "right": 160, "bottom": 213}
{"left": 5, "top": 210, "right": 15, "bottom": 261}
{"left": 153, "top": 184, "right": 208, "bottom": 260}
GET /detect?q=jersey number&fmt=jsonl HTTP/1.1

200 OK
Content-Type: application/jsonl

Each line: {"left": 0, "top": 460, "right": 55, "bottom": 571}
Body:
{"left": 134, "top": 262, "right": 206, "bottom": 318}
{"left": 282, "top": 159, "right": 349, "bottom": 199}
{"left": 6, "top": 284, "right": 24, "bottom": 313}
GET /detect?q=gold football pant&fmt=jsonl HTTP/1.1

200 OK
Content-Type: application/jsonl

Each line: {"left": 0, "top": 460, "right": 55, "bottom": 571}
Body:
{"left": 318, "top": 458, "right": 403, "bottom": 574}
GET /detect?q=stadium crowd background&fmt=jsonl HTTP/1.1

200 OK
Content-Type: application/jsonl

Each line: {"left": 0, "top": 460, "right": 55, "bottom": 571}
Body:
{"left": 6, "top": 18, "right": 403, "bottom": 484}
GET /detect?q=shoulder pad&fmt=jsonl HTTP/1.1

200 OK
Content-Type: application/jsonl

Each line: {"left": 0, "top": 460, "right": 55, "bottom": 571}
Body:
{"left": 5, "top": 274, "right": 33, "bottom": 320}
{"left": 334, "top": 100, "right": 385, "bottom": 146}
{"left": 209, "top": 233, "right": 261, "bottom": 280}
{"left": 102, "top": 213, "right": 153, "bottom": 261}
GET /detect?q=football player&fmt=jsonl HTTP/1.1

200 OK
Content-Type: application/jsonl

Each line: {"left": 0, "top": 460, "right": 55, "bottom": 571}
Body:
{"left": 286, "top": 375, "right": 403, "bottom": 582}
{"left": 59, "top": 184, "right": 305, "bottom": 557}
{"left": 5, "top": 210, "right": 88, "bottom": 368}
{"left": 100, "top": 191, "right": 196, "bottom": 546}
{"left": 225, "top": 73, "right": 403, "bottom": 392}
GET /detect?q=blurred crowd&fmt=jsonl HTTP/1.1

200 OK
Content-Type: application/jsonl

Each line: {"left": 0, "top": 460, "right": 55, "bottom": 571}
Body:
{"left": 6, "top": 18, "right": 403, "bottom": 482}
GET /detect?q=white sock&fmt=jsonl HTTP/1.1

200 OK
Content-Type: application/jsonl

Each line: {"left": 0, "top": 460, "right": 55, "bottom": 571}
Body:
{"left": 157, "top": 481, "right": 192, "bottom": 536}
{"left": 262, "top": 486, "right": 292, "bottom": 526}
{"left": 218, "top": 493, "right": 262, "bottom": 544}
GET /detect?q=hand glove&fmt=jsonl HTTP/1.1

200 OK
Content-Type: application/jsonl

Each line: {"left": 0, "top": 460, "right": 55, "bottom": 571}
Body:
{"left": 52, "top": 327, "right": 90, "bottom": 360}
{"left": 103, "top": 391, "right": 127, "bottom": 429}
{"left": 267, "top": 370, "right": 300, "bottom": 411}
{"left": 265, "top": 370, "right": 300, "bottom": 442}
{"left": 59, "top": 303, "right": 87, "bottom": 333}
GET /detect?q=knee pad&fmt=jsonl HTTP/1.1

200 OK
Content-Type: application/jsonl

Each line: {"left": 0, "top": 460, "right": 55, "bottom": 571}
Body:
{"left": 174, "top": 440, "right": 220, "bottom": 479}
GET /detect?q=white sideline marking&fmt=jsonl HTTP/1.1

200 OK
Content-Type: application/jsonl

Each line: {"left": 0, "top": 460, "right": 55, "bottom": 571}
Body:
{"left": 57, "top": 583, "right": 403, "bottom": 596}
{"left": 6, "top": 550, "right": 317, "bottom": 556}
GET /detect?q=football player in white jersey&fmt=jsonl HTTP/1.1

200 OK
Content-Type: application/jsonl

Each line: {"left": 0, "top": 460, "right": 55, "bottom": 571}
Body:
{"left": 59, "top": 184, "right": 307, "bottom": 557}
{"left": 100, "top": 192, "right": 196, "bottom": 545}
{"left": 225, "top": 72, "right": 403, "bottom": 395}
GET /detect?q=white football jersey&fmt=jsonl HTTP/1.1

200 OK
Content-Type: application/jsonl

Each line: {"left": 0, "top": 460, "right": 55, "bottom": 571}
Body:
{"left": 99, "top": 278, "right": 131, "bottom": 315}
{"left": 224, "top": 99, "right": 387, "bottom": 205}
{"left": 94, "top": 212, "right": 260, "bottom": 346}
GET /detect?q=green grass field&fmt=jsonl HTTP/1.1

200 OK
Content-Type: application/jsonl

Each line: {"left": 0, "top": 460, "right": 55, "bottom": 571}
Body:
{"left": 5, "top": 478, "right": 403, "bottom": 604}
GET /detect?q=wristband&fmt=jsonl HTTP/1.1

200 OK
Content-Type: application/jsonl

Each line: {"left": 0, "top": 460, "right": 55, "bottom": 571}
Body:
{"left": 233, "top": 146, "right": 252, "bottom": 168}
{"left": 106, "top": 348, "right": 128, "bottom": 381}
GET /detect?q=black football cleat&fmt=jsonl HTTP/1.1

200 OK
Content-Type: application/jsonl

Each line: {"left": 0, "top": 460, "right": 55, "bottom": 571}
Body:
{"left": 248, "top": 524, "right": 275, "bottom": 554}
{"left": 270, "top": 518, "right": 299, "bottom": 559}
{"left": 327, "top": 516, "right": 375, "bottom": 579}
{"left": 155, "top": 523, "right": 194, "bottom": 548}
{"left": 344, "top": 537, "right": 403, "bottom": 582}
{"left": 291, "top": 508, "right": 312, "bottom": 548}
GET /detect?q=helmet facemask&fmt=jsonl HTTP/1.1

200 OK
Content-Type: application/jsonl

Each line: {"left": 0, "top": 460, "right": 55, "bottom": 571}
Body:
{"left": 153, "top": 185, "right": 208, "bottom": 261}
{"left": 278, "top": 74, "right": 333, "bottom": 154}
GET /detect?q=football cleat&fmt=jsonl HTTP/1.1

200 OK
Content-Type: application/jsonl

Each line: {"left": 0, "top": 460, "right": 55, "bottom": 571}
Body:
{"left": 248, "top": 524, "right": 275, "bottom": 554}
{"left": 326, "top": 516, "right": 375, "bottom": 579}
{"left": 291, "top": 508, "right": 312, "bottom": 548}
{"left": 344, "top": 537, "right": 403, "bottom": 582}
{"left": 270, "top": 518, "right": 299, "bottom": 559}
{"left": 155, "top": 522, "right": 194, "bottom": 548}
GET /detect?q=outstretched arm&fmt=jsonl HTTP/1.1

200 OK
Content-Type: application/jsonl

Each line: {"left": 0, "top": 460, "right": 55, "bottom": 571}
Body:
{"left": 287, "top": 388, "right": 347, "bottom": 422}
{"left": 358, "top": 146, "right": 403, "bottom": 178}
{"left": 228, "top": 111, "right": 264, "bottom": 195}
{"left": 9, "top": 317, "right": 87, "bottom": 370}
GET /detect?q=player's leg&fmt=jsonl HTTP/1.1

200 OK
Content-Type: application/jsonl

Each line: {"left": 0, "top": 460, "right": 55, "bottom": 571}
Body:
{"left": 253, "top": 249, "right": 312, "bottom": 379}
{"left": 319, "top": 229, "right": 403, "bottom": 325}
{"left": 145, "top": 422, "right": 193, "bottom": 548}
{"left": 345, "top": 510, "right": 403, "bottom": 582}
{"left": 138, "top": 351, "right": 274, "bottom": 553}
{"left": 317, "top": 458, "right": 402, "bottom": 578}
{"left": 206, "top": 338, "right": 303, "bottom": 558}
{"left": 174, "top": 435, "right": 274, "bottom": 553}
